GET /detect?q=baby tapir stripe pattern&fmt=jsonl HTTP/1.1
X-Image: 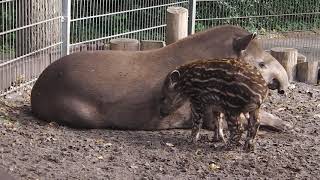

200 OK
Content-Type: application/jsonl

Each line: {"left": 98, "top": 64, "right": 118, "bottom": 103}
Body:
{"left": 176, "top": 59, "right": 268, "bottom": 111}
{"left": 159, "top": 58, "right": 269, "bottom": 152}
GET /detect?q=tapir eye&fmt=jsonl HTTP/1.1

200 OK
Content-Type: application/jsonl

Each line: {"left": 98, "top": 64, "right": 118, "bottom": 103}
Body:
{"left": 259, "top": 62, "right": 266, "bottom": 68}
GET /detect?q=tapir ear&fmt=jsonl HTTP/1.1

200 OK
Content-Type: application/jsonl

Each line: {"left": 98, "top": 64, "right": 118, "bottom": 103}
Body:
{"left": 169, "top": 70, "right": 180, "bottom": 88}
{"left": 233, "top": 33, "right": 257, "bottom": 52}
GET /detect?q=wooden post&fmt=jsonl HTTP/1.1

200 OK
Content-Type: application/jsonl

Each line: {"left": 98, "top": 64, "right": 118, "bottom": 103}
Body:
{"left": 166, "top": 7, "right": 188, "bottom": 45}
{"left": 96, "top": 42, "right": 107, "bottom": 50}
{"left": 140, "top": 40, "right": 166, "bottom": 51}
{"left": 110, "top": 38, "right": 140, "bottom": 51}
{"left": 297, "top": 53, "right": 307, "bottom": 64}
{"left": 270, "top": 47, "right": 298, "bottom": 82}
{"left": 13, "top": 0, "right": 59, "bottom": 89}
{"left": 296, "top": 61, "right": 319, "bottom": 84}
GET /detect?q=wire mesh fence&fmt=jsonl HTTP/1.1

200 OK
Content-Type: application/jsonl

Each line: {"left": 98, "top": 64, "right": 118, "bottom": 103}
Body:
{"left": 0, "top": 0, "right": 320, "bottom": 96}
{"left": 0, "top": 0, "right": 189, "bottom": 96}
{"left": 0, "top": 0, "right": 63, "bottom": 96}
{"left": 195, "top": 0, "right": 320, "bottom": 62}
{"left": 69, "top": 0, "right": 188, "bottom": 53}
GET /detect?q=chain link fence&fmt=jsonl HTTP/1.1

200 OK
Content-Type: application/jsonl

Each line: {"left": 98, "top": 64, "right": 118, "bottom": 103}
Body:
{"left": 0, "top": 0, "right": 320, "bottom": 96}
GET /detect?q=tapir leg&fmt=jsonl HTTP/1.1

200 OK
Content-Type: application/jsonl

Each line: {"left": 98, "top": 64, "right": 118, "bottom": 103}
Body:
{"left": 190, "top": 103, "right": 205, "bottom": 143}
{"left": 211, "top": 111, "right": 226, "bottom": 143}
{"left": 225, "top": 112, "right": 244, "bottom": 147}
{"left": 34, "top": 96, "right": 104, "bottom": 129}
{"left": 244, "top": 109, "right": 261, "bottom": 152}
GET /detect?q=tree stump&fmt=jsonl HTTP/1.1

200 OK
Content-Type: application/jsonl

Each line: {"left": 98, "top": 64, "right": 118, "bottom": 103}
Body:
{"left": 110, "top": 38, "right": 140, "bottom": 51}
{"left": 141, "top": 40, "right": 166, "bottom": 51}
{"left": 297, "top": 53, "right": 307, "bottom": 64}
{"left": 166, "top": 7, "right": 188, "bottom": 45}
{"left": 296, "top": 61, "right": 319, "bottom": 84}
{"left": 270, "top": 47, "right": 298, "bottom": 82}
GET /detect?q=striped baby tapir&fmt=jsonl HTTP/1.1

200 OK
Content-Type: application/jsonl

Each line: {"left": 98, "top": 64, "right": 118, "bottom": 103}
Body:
{"left": 159, "top": 58, "right": 269, "bottom": 151}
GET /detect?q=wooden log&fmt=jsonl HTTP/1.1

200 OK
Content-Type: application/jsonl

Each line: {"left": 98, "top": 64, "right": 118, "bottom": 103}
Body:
{"left": 166, "top": 7, "right": 188, "bottom": 45}
{"left": 70, "top": 44, "right": 87, "bottom": 53}
{"left": 297, "top": 53, "right": 307, "bottom": 64}
{"left": 87, "top": 43, "right": 98, "bottom": 51}
{"left": 96, "top": 41, "right": 105, "bottom": 50}
{"left": 296, "top": 61, "right": 319, "bottom": 84}
{"left": 110, "top": 38, "right": 140, "bottom": 51}
{"left": 270, "top": 47, "right": 298, "bottom": 82}
{"left": 102, "top": 43, "right": 110, "bottom": 50}
{"left": 141, "top": 40, "right": 166, "bottom": 51}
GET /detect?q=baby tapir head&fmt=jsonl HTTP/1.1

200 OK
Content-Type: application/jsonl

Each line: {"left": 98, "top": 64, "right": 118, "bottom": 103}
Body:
{"left": 159, "top": 58, "right": 269, "bottom": 117}
{"left": 159, "top": 69, "right": 189, "bottom": 117}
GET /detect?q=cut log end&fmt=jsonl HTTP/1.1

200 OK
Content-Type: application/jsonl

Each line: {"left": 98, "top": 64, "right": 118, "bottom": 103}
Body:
{"left": 296, "top": 61, "right": 319, "bottom": 84}
{"left": 270, "top": 47, "right": 298, "bottom": 82}
{"left": 166, "top": 7, "right": 188, "bottom": 45}
{"left": 167, "top": 6, "right": 188, "bottom": 14}
{"left": 141, "top": 40, "right": 166, "bottom": 51}
{"left": 110, "top": 38, "right": 140, "bottom": 51}
{"left": 297, "top": 53, "right": 307, "bottom": 64}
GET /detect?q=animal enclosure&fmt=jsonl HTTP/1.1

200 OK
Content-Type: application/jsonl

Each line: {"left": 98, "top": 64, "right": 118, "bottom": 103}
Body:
{"left": 0, "top": 0, "right": 320, "bottom": 96}
{"left": 193, "top": 0, "right": 320, "bottom": 62}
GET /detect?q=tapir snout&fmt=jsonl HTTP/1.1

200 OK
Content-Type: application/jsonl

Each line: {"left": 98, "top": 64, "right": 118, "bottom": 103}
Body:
{"left": 237, "top": 35, "right": 290, "bottom": 95}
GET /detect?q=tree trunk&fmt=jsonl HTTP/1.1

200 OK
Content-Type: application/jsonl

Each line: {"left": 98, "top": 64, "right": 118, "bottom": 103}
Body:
{"left": 15, "top": 0, "right": 60, "bottom": 83}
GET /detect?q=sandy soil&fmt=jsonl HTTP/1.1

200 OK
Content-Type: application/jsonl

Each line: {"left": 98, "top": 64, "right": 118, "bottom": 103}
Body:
{"left": 0, "top": 82, "right": 320, "bottom": 180}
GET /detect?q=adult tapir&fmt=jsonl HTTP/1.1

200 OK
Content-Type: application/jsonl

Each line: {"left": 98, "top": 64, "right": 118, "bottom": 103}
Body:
{"left": 31, "top": 25, "right": 289, "bottom": 130}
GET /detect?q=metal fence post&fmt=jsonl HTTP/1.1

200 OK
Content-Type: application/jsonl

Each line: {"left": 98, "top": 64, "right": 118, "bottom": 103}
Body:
{"left": 188, "top": 0, "right": 197, "bottom": 35}
{"left": 62, "top": 0, "right": 71, "bottom": 56}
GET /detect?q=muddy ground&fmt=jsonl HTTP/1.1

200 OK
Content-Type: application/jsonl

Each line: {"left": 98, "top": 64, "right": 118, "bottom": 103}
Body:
{"left": 0, "top": 82, "right": 320, "bottom": 180}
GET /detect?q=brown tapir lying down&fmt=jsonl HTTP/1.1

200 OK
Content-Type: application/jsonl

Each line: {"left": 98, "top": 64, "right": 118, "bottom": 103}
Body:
{"left": 31, "top": 25, "right": 290, "bottom": 130}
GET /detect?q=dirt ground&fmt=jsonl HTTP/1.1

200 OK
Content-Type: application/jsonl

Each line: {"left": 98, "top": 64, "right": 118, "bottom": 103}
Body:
{"left": 0, "top": 82, "right": 320, "bottom": 180}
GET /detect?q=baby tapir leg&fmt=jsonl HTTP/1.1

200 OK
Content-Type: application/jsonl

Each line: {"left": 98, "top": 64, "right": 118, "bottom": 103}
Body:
{"left": 212, "top": 111, "right": 226, "bottom": 143}
{"left": 225, "top": 112, "right": 244, "bottom": 146}
{"left": 244, "top": 109, "right": 261, "bottom": 152}
{"left": 190, "top": 103, "right": 205, "bottom": 143}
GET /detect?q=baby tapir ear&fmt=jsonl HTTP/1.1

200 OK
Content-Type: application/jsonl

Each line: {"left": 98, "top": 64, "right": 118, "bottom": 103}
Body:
{"left": 169, "top": 70, "right": 180, "bottom": 88}
{"left": 233, "top": 33, "right": 257, "bottom": 52}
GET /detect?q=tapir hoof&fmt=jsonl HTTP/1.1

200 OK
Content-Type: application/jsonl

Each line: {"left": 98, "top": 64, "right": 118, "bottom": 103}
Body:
{"left": 212, "top": 133, "right": 227, "bottom": 144}
{"left": 189, "top": 130, "right": 200, "bottom": 144}
{"left": 243, "top": 140, "right": 255, "bottom": 152}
